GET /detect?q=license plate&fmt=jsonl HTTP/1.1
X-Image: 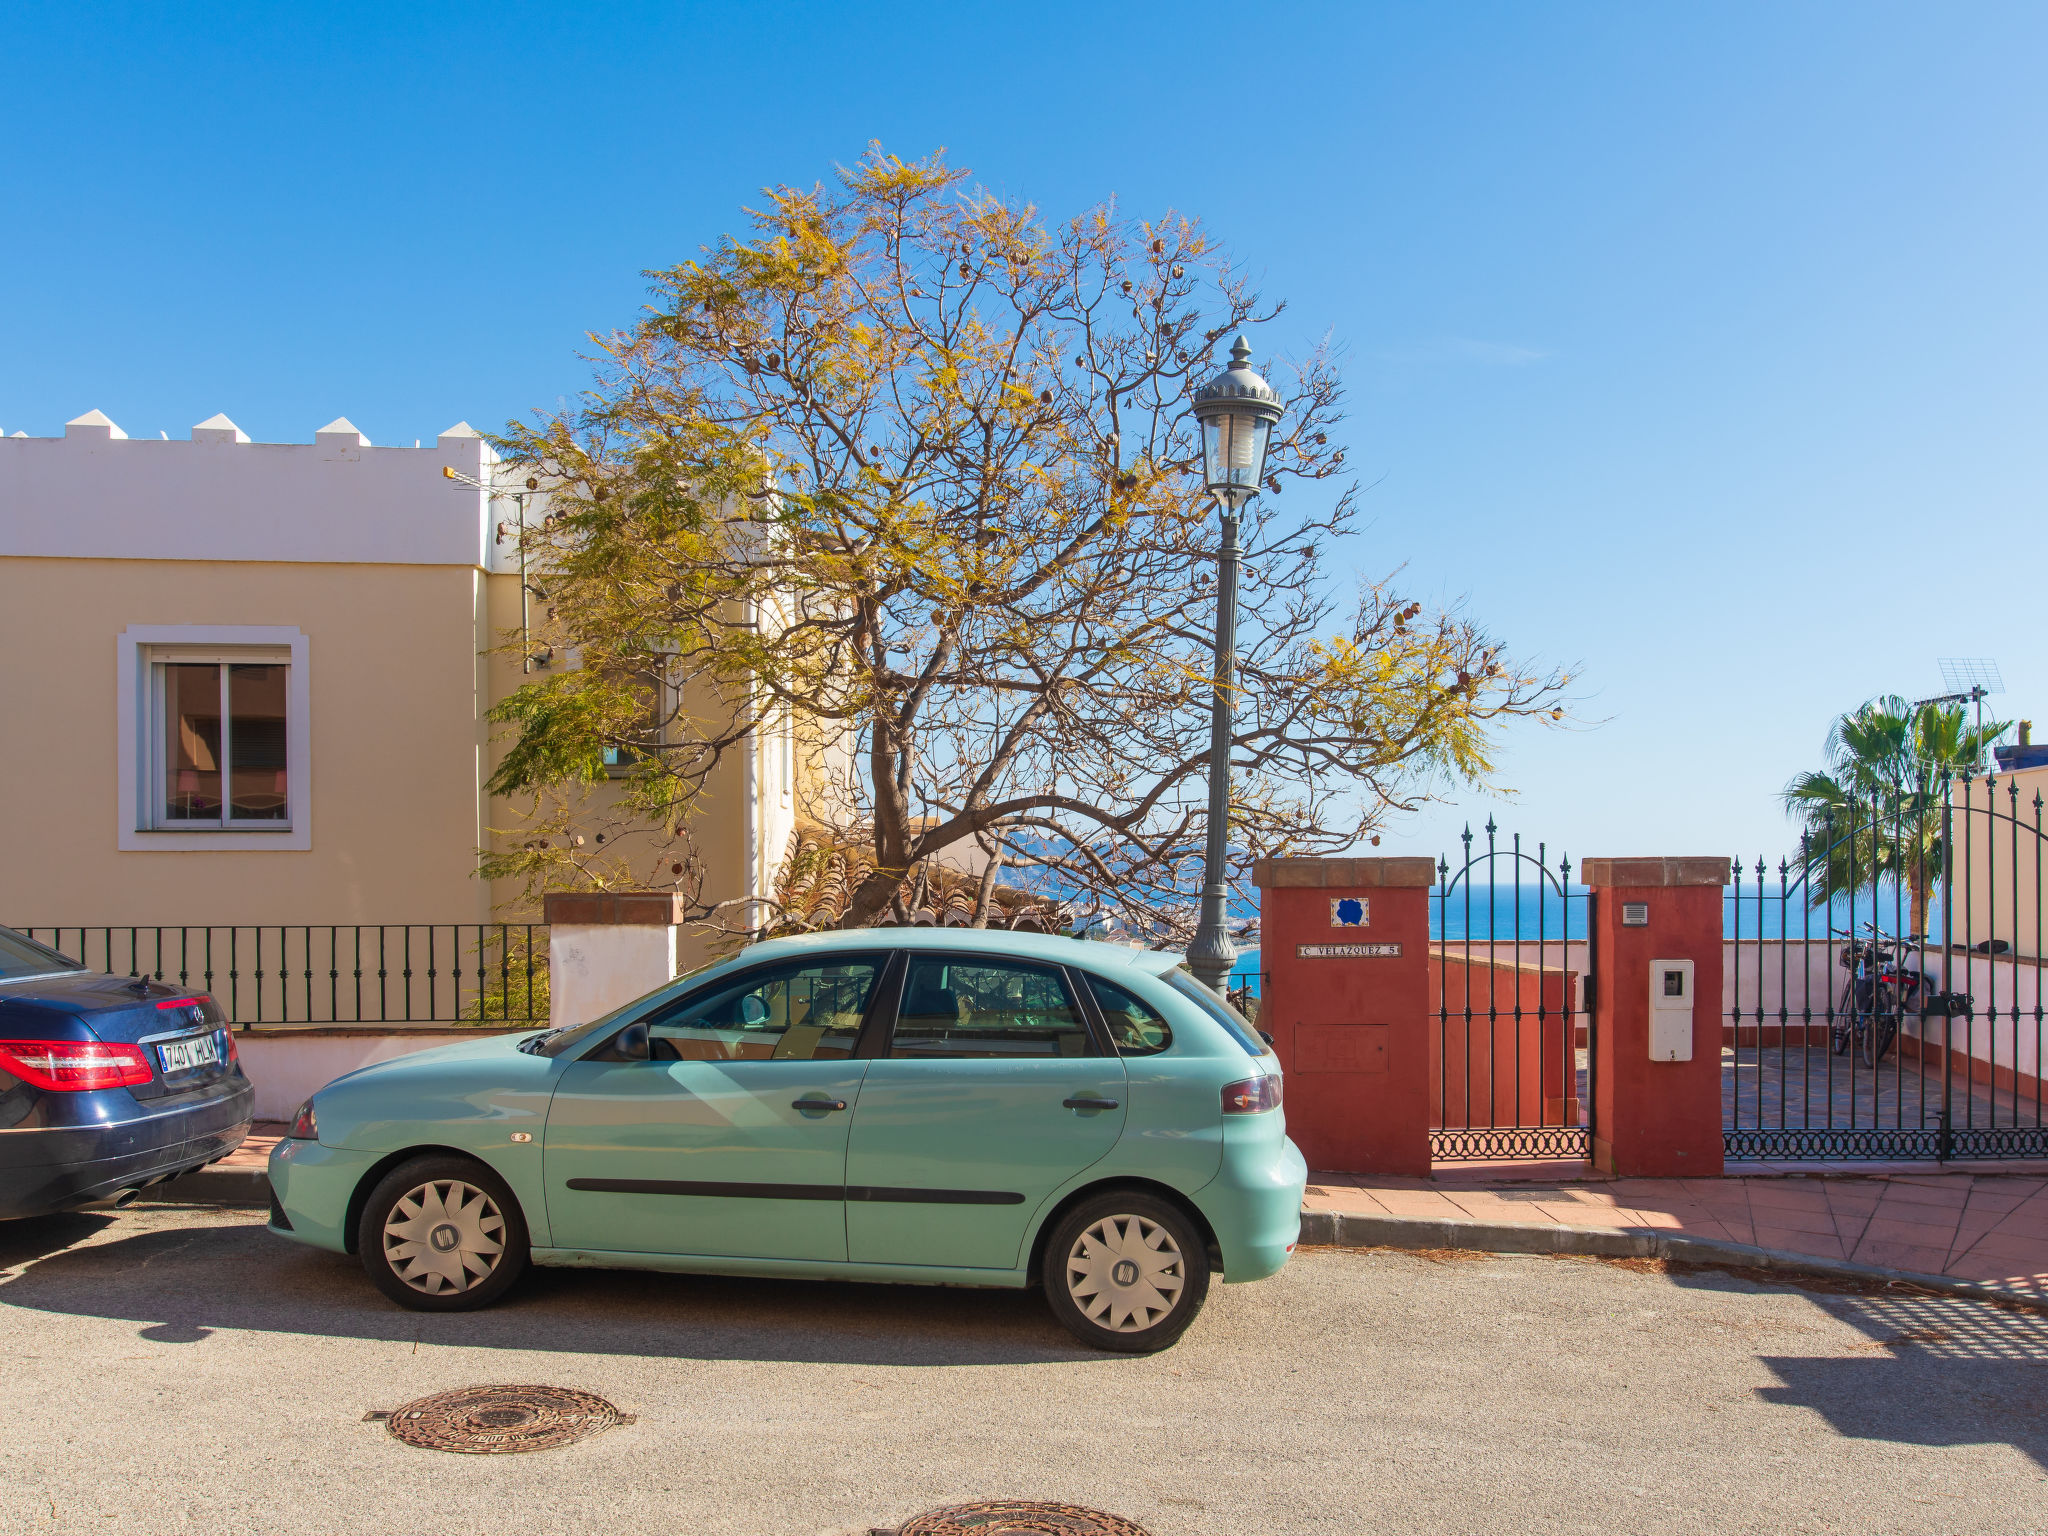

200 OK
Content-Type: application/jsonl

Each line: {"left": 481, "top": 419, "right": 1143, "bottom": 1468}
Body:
{"left": 157, "top": 1034, "right": 221, "bottom": 1074}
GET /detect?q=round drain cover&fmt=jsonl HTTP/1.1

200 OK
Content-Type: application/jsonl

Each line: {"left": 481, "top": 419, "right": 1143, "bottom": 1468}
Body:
{"left": 897, "top": 1502, "right": 1152, "bottom": 1535}
{"left": 373, "top": 1384, "right": 629, "bottom": 1454}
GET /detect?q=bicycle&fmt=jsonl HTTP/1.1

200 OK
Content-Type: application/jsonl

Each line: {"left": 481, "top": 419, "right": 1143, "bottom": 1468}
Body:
{"left": 1831, "top": 924, "right": 1973, "bottom": 1068}
{"left": 1832, "top": 925, "right": 1921, "bottom": 1067}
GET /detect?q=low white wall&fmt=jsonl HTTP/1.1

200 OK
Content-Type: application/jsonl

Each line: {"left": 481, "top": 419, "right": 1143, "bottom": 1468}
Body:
{"left": 236, "top": 1028, "right": 528, "bottom": 1121}
{"left": 1724, "top": 939, "right": 2042, "bottom": 1083}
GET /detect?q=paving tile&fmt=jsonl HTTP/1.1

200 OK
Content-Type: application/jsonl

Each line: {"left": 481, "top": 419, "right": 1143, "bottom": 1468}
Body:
{"left": 1949, "top": 1232, "right": 2048, "bottom": 1267}
{"left": 1861, "top": 1215, "right": 1963, "bottom": 1247}
{"left": 1528, "top": 1201, "right": 1628, "bottom": 1230}
{"left": 1851, "top": 1240, "right": 1953, "bottom": 1274}
{"left": 1957, "top": 1191, "right": 2033, "bottom": 1217}
{"left": 1610, "top": 1208, "right": 1682, "bottom": 1231}
{"left": 1873, "top": 1180, "right": 1972, "bottom": 1209}
{"left": 1739, "top": 1205, "right": 1839, "bottom": 1238}
{"left": 1743, "top": 1185, "right": 1835, "bottom": 1214}
{"left": 1750, "top": 1226, "right": 1846, "bottom": 1261}
{"left": 1947, "top": 1215, "right": 2013, "bottom": 1259}
{"left": 1364, "top": 1190, "right": 1468, "bottom": 1218}
{"left": 1944, "top": 1254, "right": 2048, "bottom": 1287}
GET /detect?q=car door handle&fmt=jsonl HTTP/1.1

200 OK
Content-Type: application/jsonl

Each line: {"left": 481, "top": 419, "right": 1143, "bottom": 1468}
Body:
{"left": 1062, "top": 1097, "right": 1119, "bottom": 1111}
{"left": 792, "top": 1098, "right": 848, "bottom": 1113}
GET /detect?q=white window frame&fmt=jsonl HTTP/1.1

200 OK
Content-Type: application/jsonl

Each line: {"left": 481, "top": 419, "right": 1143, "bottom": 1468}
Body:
{"left": 117, "top": 625, "right": 312, "bottom": 851}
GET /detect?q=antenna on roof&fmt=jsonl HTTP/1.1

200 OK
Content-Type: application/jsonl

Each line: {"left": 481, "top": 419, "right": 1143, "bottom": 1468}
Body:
{"left": 1917, "top": 657, "right": 2004, "bottom": 747}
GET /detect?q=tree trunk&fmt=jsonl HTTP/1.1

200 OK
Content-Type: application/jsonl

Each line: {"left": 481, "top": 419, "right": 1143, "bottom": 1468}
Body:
{"left": 839, "top": 716, "right": 913, "bottom": 928}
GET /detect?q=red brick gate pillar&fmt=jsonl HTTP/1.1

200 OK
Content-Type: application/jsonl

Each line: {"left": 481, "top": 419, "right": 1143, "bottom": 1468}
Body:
{"left": 1582, "top": 857, "right": 1729, "bottom": 1178}
{"left": 1252, "top": 856, "right": 1435, "bottom": 1175}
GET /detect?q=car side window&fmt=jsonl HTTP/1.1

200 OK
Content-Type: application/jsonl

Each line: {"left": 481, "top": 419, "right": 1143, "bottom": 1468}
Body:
{"left": 636, "top": 959, "right": 882, "bottom": 1063}
{"left": 1084, "top": 973, "right": 1172, "bottom": 1056}
{"left": 890, "top": 957, "right": 1096, "bottom": 1059}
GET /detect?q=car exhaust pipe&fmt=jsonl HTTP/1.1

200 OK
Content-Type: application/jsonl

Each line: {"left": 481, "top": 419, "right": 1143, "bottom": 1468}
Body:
{"left": 77, "top": 1187, "right": 144, "bottom": 1211}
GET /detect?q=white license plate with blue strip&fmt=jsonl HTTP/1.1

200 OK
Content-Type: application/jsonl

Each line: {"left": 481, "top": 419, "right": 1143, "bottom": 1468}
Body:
{"left": 157, "top": 1034, "right": 221, "bottom": 1074}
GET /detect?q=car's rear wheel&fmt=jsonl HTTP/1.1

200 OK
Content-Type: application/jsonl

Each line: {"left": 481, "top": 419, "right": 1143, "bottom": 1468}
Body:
{"left": 358, "top": 1155, "right": 528, "bottom": 1312}
{"left": 1042, "top": 1191, "right": 1210, "bottom": 1353}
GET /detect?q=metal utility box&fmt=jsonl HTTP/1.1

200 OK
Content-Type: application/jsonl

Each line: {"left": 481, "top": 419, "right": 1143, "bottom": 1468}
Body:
{"left": 1649, "top": 958, "right": 1695, "bottom": 1062}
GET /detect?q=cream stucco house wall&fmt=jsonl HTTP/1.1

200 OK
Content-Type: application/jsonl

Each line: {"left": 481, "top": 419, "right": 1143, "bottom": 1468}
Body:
{"left": 0, "top": 409, "right": 793, "bottom": 970}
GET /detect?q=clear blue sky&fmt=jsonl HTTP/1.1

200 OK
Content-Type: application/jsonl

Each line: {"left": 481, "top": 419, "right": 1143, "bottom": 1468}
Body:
{"left": 5, "top": 2, "right": 2043, "bottom": 872}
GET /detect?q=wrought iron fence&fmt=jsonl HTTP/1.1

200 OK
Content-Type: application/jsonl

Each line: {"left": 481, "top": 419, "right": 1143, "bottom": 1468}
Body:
{"left": 11, "top": 925, "right": 549, "bottom": 1028}
{"left": 1432, "top": 822, "right": 1595, "bottom": 1162}
{"left": 1727, "top": 772, "right": 2048, "bottom": 1161}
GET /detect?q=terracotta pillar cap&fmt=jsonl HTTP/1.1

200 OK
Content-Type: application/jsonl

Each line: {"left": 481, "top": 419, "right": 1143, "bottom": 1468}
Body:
{"left": 542, "top": 891, "right": 690, "bottom": 925}
{"left": 1579, "top": 857, "right": 1730, "bottom": 889}
{"left": 1251, "top": 856, "right": 1436, "bottom": 889}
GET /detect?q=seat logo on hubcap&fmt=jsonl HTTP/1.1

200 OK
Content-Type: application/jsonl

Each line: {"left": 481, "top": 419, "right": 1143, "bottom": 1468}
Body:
{"left": 1111, "top": 1258, "right": 1140, "bottom": 1287}
{"left": 430, "top": 1223, "right": 461, "bottom": 1253}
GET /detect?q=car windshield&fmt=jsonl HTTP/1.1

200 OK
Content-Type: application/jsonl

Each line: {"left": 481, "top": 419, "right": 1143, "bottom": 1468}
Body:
{"left": 1167, "top": 967, "right": 1271, "bottom": 1057}
{"left": 0, "top": 927, "right": 83, "bottom": 983}
{"left": 518, "top": 961, "right": 720, "bottom": 1057}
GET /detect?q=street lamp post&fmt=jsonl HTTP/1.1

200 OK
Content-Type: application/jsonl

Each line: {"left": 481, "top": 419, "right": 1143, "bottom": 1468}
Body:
{"left": 1186, "top": 336, "right": 1285, "bottom": 995}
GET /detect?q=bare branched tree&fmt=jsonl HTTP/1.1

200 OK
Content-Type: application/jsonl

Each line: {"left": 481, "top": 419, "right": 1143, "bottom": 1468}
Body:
{"left": 482, "top": 145, "right": 1571, "bottom": 938}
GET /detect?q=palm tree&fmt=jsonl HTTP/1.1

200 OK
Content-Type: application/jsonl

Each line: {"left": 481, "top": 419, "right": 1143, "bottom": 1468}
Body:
{"left": 1782, "top": 695, "right": 2009, "bottom": 936}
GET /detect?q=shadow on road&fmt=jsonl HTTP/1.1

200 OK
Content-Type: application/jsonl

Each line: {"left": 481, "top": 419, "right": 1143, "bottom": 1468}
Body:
{"left": 0, "top": 1211, "right": 114, "bottom": 1269}
{"left": 1668, "top": 1265, "right": 2048, "bottom": 1468}
{"left": 0, "top": 1207, "right": 1106, "bottom": 1367}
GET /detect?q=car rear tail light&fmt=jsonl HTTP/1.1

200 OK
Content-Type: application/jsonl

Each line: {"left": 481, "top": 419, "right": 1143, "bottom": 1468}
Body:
{"left": 288, "top": 1098, "right": 319, "bottom": 1140}
{"left": 0, "top": 1039, "right": 154, "bottom": 1092}
{"left": 1221, "top": 1075, "right": 1283, "bottom": 1114}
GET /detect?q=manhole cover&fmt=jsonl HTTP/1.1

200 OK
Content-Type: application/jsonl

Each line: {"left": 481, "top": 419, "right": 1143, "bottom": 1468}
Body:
{"left": 896, "top": 1502, "right": 1152, "bottom": 1535}
{"left": 365, "top": 1384, "right": 632, "bottom": 1454}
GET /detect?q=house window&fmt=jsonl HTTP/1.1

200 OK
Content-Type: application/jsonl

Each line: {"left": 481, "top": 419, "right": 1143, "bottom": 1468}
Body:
{"left": 153, "top": 663, "right": 290, "bottom": 831}
{"left": 118, "top": 626, "right": 311, "bottom": 851}
{"left": 154, "top": 656, "right": 292, "bottom": 825}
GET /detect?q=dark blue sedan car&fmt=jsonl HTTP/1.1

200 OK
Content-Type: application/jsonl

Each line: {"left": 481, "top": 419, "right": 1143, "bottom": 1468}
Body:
{"left": 0, "top": 925, "right": 252, "bottom": 1219}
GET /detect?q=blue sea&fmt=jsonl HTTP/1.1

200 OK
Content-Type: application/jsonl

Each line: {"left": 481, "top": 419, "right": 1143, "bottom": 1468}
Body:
{"left": 1226, "top": 882, "right": 1944, "bottom": 996}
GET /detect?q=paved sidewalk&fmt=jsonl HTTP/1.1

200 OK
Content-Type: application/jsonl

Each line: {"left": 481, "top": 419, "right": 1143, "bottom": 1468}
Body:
{"left": 169, "top": 1126, "right": 2048, "bottom": 1303}
{"left": 1305, "top": 1165, "right": 2048, "bottom": 1300}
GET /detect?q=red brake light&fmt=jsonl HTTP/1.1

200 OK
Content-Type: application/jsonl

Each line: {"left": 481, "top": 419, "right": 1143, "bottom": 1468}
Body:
{"left": 1222, "top": 1075, "right": 1283, "bottom": 1114}
{"left": 154, "top": 997, "right": 206, "bottom": 1010}
{"left": 0, "top": 1039, "right": 154, "bottom": 1092}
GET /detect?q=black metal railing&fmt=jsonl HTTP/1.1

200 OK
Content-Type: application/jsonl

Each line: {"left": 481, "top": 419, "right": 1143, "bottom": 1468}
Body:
{"left": 11, "top": 925, "right": 548, "bottom": 1029}
{"left": 1727, "top": 772, "right": 2048, "bottom": 1161}
{"left": 1431, "top": 821, "right": 1595, "bottom": 1163}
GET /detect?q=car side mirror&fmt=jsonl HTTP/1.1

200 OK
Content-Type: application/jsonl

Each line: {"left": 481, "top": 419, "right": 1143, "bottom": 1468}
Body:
{"left": 607, "top": 1021, "right": 650, "bottom": 1061}
{"left": 739, "top": 995, "right": 770, "bottom": 1027}
{"left": 1258, "top": 1030, "right": 1275, "bottom": 1046}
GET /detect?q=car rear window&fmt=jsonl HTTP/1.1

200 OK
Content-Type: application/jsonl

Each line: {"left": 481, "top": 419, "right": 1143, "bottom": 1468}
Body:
{"left": 1167, "top": 968, "right": 1271, "bottom": 1057}
{"left": 0, "top": 927, "right": 82, "bottom": 983}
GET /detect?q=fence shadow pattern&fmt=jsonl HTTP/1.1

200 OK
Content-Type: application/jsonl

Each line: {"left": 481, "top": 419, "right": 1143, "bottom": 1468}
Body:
{"left": 1727, "top": 773, "right": 2048, "bottom": 1161}
{"left": 13, "top": 925, "right": 549, "bottom": 1028}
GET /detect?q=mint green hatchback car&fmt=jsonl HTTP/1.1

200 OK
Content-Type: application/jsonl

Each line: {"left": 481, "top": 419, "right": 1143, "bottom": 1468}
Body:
{"left": 267, "top": 930, "right": 1304, "bottom": 1352}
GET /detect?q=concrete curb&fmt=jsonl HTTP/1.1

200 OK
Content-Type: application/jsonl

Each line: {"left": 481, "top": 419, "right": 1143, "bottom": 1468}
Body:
{"left": 1297, "top": 1209, "right": 2044, "bottom": 1309}
{"left": 139, "top": 1167, "right": 269, "bottom": 1208}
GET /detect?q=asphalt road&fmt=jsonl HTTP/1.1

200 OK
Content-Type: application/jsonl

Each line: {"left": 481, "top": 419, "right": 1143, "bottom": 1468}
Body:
{"left": 0, "top": 1204, "right": 2044, "bottom": 1536}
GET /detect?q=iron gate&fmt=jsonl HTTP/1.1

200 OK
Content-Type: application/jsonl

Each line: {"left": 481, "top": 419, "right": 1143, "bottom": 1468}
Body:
{"left": 1726, "top": 772, "right": 2048, "bottom": 1161}
{"left": 1431, "top": 821, "right": 1596, "bottom": 1162}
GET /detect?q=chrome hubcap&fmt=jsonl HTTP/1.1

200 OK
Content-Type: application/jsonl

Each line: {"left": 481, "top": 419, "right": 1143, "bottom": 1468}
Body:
{"left": 383, "top": 1179, "right": 505, "bottom": 1294}
{"left": 1066, "top": 1214, "right": 1184, "bottom": 1333}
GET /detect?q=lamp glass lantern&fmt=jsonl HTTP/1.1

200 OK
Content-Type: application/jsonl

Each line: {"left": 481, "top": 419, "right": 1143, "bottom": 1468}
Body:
{"left": 1191, "top": 335, "right": 1285, "bottom": 508}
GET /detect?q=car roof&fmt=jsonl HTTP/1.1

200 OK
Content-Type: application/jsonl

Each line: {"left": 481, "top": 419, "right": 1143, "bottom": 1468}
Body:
{"left": 730, "top": 927, "right": 1185, "bottom": 978}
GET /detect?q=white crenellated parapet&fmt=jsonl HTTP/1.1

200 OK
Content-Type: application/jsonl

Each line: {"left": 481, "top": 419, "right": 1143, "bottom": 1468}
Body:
{"left": 0, "top": 409, "right": 529, "bottom": 574}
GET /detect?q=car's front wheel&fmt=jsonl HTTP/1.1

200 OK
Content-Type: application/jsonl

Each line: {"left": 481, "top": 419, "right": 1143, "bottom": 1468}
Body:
{"left": 1042, "top": 1191, "right": 1210, "bottom": 1353}
{"left": 358, "top": 1155, "right": 528, "bottom": 1312}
